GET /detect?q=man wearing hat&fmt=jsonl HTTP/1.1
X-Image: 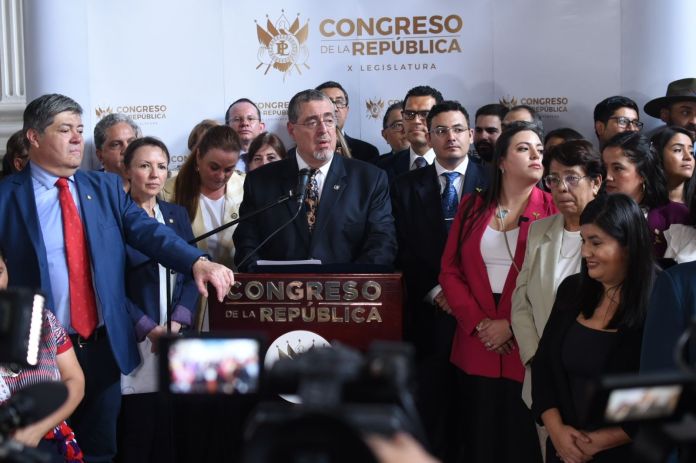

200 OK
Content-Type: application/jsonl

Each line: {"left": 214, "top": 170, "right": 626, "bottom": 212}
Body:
{"left": 644, "top": 78, "right": 696, "bottom": 136}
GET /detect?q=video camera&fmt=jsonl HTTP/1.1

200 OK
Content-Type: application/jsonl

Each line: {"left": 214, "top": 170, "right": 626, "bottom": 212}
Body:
{"left": 0, "top": 288, "right": 69, "bottom": 463}
{"left": 241, "top": 341, "right": 423, "bottom": 463}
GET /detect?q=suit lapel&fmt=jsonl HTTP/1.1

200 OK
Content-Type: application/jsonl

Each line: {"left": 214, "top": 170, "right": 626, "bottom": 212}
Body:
{"left": 540, "top": 214, "right": 564, "bottom": 312}
{"left": 461, "top": 162, "right": 485, "bottom": 196}
{"left": 313, "top": 156, "right": 347, "bottom": 239}
{"left": 12, "top": 168, "right": 49, "bottom": 281}
{"left": 73, "top": 171, "right": 102, "bottom": 268}
{"left": 415, "top": 166, "right": 446, "bottom": 235}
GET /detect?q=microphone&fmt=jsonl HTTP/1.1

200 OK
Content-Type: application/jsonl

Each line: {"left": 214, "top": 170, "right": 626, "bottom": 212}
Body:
{"left": 518, "top": 216, "right": 529, "bottom": 226}
{"left": 0, "top": 382, "right": 68, "bottom": 434}
{"left": 294, "top": 168, "right": 312, "bottom": 204}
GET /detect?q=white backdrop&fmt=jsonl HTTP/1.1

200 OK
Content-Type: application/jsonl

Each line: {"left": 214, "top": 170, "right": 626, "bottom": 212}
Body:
{"left": 22, "top": 0, "right": 696, "bottom": 170}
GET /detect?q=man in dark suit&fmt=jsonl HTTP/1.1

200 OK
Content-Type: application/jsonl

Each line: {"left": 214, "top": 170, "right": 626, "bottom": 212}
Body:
{"left": 316, "top": 81, "right": 380, "bottom": 163}
{"left": 390, "top": 100, "right": 488, "bottom": 461}
{"left": 376, "top": 85, "right": 444, "bottom": 183}
{"left": 233, "top": 89, "right": 396, "bottom": 271}
{"left": 0, "top": 94, "right": 235, "bottom": 461}
{"left": 379, "top": 101, "right": 410, "bottom": 157}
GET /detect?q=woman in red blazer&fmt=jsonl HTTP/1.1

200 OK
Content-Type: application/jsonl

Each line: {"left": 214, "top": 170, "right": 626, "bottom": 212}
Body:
{"left": 440, "top": 122, "right": 557, "bottom": 463}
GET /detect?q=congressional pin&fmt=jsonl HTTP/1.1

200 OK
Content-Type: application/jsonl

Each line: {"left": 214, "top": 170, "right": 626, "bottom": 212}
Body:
{"left": 333, "top": 184, "right": 340, "bottom": 191}
{"left": 232, "top": 213, "right": 238, "bottom": 219}
{"left": 86, "top": 195, "right": 92, "bottom": 200}
{"left": 168, "top": 218, "right": 174, "bottom": 224}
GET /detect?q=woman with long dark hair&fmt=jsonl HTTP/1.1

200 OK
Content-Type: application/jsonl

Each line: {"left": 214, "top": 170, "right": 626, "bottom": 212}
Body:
{"left": 440, "top": 121, "right": 556, "bottom": 462}
{"left": 532, "top": 194, "right": 655, "bottom": 462}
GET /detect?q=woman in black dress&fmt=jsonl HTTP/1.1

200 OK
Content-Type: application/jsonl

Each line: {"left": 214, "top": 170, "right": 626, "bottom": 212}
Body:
{"left": 532, "top": 193, "right": 656, "bottom": 463}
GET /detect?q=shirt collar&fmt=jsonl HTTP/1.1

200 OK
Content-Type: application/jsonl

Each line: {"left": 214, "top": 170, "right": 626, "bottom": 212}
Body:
{"left": 434, "top": 156, "right": 469, "bottom": 177}
{"left": 296, "top": 151, "right": 333, "bottom": 178}
{"left": 409, "top": 147, "right": 435, "bottom": 166}
{"left": 30, "top": 161, "right": 75, "bottom": 189}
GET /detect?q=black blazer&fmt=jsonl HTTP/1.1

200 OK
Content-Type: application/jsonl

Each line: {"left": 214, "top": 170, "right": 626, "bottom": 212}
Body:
{"left": 344, "top": 134, "right": 380, "bottom": 164}
{"left": 390, "top": 161, "right": 488, "bottom": 352}
{"left": 532, "top": 274, "right": 644, "bottom": 428}
{"left": 233, "top": 155, "right": 397, "bottom": 271}
{"left": 375, "top": 148, "right": 410, "bottom": 184}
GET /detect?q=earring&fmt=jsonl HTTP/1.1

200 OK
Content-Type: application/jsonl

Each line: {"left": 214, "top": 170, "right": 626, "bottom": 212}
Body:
{"left": 500, "top": 167, "right": 505, "bottom": 175}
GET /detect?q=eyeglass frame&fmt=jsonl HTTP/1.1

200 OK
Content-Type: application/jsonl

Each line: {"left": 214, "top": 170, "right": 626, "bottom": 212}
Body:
{"left": 543, "top": 174, "right": 591, "bottom": 189}
{"left": 429, "top": 125, "right": 471, "bottom": 137}
{"left": 607, "top": 116, "right": 644, "bottom": 130}
{"left": 293, "top": 117, "right": 338, "bottom": 130}
{"left": 402, "top": 109, "right": 430, "bottom": 121}
{"left": 386, "top": 121, "right": 405, "bottom": 132}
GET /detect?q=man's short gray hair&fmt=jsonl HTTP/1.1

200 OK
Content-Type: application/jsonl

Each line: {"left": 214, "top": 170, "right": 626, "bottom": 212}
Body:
{"left": 287, "top": 89, "right": 335, "bottom": 124}
{"left": 23, "top": 94, "right": 83, "bottom": 133}
{"left": 94, "top": 113, "right": 141, "bottom": 150}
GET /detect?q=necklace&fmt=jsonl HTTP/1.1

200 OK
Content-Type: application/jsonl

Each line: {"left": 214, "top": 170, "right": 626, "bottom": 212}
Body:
{"left": 496, "top": 205, "right": 520, "bottom": 273}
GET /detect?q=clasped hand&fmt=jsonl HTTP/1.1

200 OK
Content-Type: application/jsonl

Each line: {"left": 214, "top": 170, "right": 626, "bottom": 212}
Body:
{"left": 476, "top": 318, "right": 515, "bottom": 354}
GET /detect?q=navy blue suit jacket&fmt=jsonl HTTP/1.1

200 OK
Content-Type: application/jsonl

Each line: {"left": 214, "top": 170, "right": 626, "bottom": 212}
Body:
{"left": 124, "top": 200, "right": 200, "bottom": 340}
{"left": 0, "top": 166, "right": 204, "bottom": 373}
{"left": 233, "top": 155, "right": 397, "bottom": 271}
{"left": 375, "top": 148, "right": 410, "bottom": 184}
{"left": 641, "top": 261, "right": 696, "bottom": 373}
{"left": 390, "top": 161, "right": 488, "bottom": 352}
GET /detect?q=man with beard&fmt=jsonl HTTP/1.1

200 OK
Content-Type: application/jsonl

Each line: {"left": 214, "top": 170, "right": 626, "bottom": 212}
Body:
{"left": 473, "top": 103, "right": 508, "bottom": 164}
{"left": 644, "top": 78, "right": 696, "bottom": 138}
{"left": 233, "top": 89, "right": 396, "bottom": 271}
{"left": 376, "top": 86, "right": 443, "bottom": 182}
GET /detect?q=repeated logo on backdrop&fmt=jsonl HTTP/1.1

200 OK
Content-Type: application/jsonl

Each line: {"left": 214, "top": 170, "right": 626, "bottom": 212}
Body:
{"left": 499, "top": 95, "right": 570, "bottom": 119}
{"left": 255, "top": 11, "right": 310, "bottom": 80}
{"left": 94, "top": 104, "right": 168, "bottom": 125}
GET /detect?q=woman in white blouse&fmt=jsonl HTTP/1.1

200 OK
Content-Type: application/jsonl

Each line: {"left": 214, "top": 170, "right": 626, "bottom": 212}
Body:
{"left": 162, "top": 125, "right": 244, "bottom": 329}
{"left": 512, "top": 139, "right": 603, "bottom": 407}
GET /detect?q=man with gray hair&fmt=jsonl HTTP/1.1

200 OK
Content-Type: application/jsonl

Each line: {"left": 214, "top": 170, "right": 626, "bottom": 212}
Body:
{"left": 93, "top": 112, "right": 140, "bottom": 182}
{"left": 233, "top": 88, "right": 396, "bottom": 270}
{"left": 0, "top": 93, "right": 235, "bottom": 461}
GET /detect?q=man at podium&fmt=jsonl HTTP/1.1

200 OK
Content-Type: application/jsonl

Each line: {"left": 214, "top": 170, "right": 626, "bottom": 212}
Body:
{"left": 233, "top": 89, "right": 396, "bottom": 271}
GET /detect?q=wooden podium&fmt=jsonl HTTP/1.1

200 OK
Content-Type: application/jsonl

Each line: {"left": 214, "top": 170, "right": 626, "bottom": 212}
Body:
{"left": 208, "top": 272, "right": 403, "bottom": 351}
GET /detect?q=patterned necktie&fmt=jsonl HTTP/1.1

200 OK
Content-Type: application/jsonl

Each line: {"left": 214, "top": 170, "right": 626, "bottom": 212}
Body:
{"left": 55, "top": 178, "right": 98, "bottom": 338}
{"left": 305, "top": 170, "right": 319, "bottom": 232}
{"left": 441, "top": 172, "right": 460, "bottom": 232}
{"left": 414, "top": 156, "right": 428, "bottom": 169}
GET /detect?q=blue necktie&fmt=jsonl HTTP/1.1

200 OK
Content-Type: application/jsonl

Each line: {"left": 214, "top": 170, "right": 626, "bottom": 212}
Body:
{"left": 414, "top": 156, "right": 427, "bottom": 169}
{"left": 441, "top": 172, "right": 460, "bottom": 232}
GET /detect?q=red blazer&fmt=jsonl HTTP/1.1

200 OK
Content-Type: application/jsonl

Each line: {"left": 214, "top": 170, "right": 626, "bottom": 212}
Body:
{"left": 440, "top": 187, "right": 557, "bottom": 382}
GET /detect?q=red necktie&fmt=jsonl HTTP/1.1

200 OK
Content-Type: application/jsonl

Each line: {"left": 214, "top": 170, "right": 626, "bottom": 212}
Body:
{"left": 55, "top": 177, "right": 98, "bottom": 338}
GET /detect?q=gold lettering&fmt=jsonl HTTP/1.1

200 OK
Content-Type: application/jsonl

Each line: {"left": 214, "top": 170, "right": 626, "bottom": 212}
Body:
{"left": 318, "top": 307, "right": 330, "bottom": 322}
{"left": 412, "top": 16, "right": 427, "bottom": 34}
{"left": 351, "top": 307, "right": 365, "bottom": 323}
{"left": 367, "top": 307, "right": 382, "bottom": 323}
{"left": 394, "top": 17, "right": 410, "bottom": 35}
{"left": 267, "top": 281, "right": 284, "bottom": 300}
{"left": 228, "top": 281, "right": 243, "bottom": 300}
{"left": 362, "top": 281, "right": 382, "bottom": 301}
{"left": 352, "top": 42, "right": 365, "bottom": 55}
{"left": 245, "top": 281, "right": 264, "bottom": 300}
{"left": 288, "top": 307, "right": 301, "bottom": 322}
{"left": 376, "top": 17, "right": 392, "bottom": 35}
{"left": 287, "top": 281, "right": 304, "bottom": 300}
{"left": 356, "top": 17, "right": 374, "bottom": 36}
{"left": 325, "top": 281, "right": 340, "bottom": 301}
{"left": 428, "top": 15, "right": 444, "bottom": 34}
{"left": 275, "top": 307, "right": 287, "bottom": 322}
{"left": 302, "top": 307, "right": 316, "bottom": 322}
{"left": 320, "top": 19, "right": 335, "bottom": 37}
{"left": 260, "top": 308, "right": 273, "bottom": 322}
{"left": 444, "top": 15, "right": 463, "bottom": 33}
{"left": 343, "top": 281, "right": 358, "bottom": 300}
{"left": 336, "top": 18, "right": 355, "bottom": 36}
{"left": 307, "top": 281, "right": 324, "bottom": 301}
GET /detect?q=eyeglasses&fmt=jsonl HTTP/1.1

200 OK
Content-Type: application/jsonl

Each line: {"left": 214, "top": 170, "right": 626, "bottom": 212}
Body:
{"left": 294, "top": 117, "right": 337, "bottom": 130}
{"left": 329, "top": 99, "right": 348, "bottom": 109}
{"left": 230, "top": 116, "right": 260, "bottom": 126}
{"left": 543, "top": 174, "right": 590, "bottom": 189}
{"left": 608, "top": 116, "right": 643, "bottom": 130}
{"left": 386, "top": 121, "right": 405, "bottom": 132}
{"left": 402, "top": 110, "right": 430, "bottom": 121}
{"left": 430, "top": 126, "right": 469, "bottom": 137}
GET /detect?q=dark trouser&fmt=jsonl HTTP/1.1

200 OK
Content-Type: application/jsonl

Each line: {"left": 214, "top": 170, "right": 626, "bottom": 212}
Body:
{"left": 117, "top": 393, "right": 174, "bottom": 463}
{"left": 69, "top": 328, "right": 121, "bottom": 463}
{"left": 458, "top": 372, "right": 542, "bottom": 463}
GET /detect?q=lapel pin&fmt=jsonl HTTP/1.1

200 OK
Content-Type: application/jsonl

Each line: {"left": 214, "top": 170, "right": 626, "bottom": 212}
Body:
{"left": 86, "top": 195, "right": 92, "bottom": 200}
{"left": 333, "top": 184, "right": 340, "bottom": 191}
{"left": 168, "top": 218, "right": 174, "bottom": 224}
{"left": 532, "top": 212, "right": 540, "bottom": 219}
{"left": 231, "top": 213, "right": 238, "bottom": 219}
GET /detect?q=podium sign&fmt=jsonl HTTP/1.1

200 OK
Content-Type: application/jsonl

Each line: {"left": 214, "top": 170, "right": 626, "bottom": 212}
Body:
{"left": 209, "top": 273, "right": 403, "bottom": 350}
